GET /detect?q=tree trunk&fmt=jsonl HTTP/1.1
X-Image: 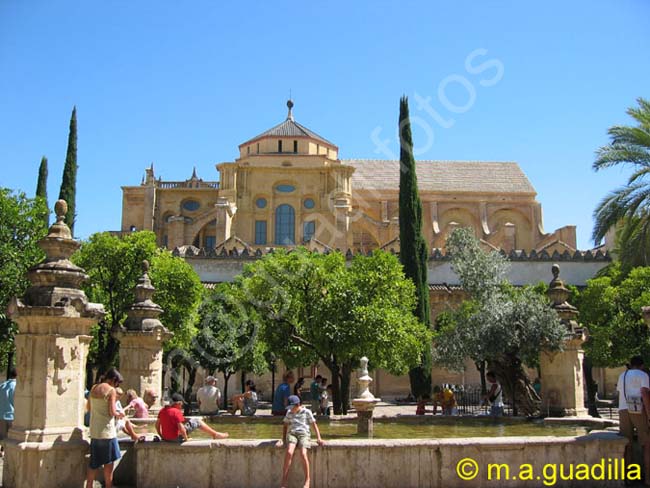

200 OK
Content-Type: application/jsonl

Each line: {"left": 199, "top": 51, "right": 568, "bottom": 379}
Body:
{"left": 476, "top": 360, "right": 487, "bottom": 395}
{"left": 583, "top": 356, "right": 600, "bottom": 418}
{"left": 340, "top": 363, "right": 353, "bottom": 415}
{"left": 329, "top": 364, "right": 343, "bottom": 415}
{"left": 240, "top": 371, "right": 247, "bottom": 393}
{"left": 222, "top": 371, "right": 232, "bottom": 410}
{"left": 491, "top": 355, "right": 540, "bottom": 417}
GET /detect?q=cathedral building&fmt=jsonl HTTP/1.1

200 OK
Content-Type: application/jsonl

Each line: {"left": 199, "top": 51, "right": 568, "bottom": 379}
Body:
{"left": 122, "top": 100, "right": 578, "bottom": 257}
{"left": 121, "top": 101, "right": 614, "bottom": 395}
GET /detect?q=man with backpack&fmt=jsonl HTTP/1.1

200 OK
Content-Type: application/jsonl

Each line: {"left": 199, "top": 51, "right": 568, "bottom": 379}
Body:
{"left": 617, "top": 356, "right": 650, "bottom": 485}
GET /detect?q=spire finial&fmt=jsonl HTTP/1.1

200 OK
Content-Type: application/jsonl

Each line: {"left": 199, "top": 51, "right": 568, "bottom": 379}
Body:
{"left": 287, "top": 98, "right": 294, "bottom": 121}
{"left": 191, "top": 166, "right": 198, "bottom": 179}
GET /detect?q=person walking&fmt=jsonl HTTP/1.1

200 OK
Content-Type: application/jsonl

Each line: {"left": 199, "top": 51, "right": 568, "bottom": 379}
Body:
{"left": 0, "top": 368, "right": 17, "bottom": 456}
{"left": 85, "top": 368, "right": 124, "bottom": 488}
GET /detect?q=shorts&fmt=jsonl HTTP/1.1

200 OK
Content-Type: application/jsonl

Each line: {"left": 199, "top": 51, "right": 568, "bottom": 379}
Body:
{"left": 490, "top": 405, "right": 504, "bottom": 417}
{"left": 620, "top": 409, "right": 650, "bottom": 445}
{"left": 89, "top": 438, "right": 121, "bottom": 469}
{"left": 116, "top": 419, "right": 126, "bottom": 431}
{"left": 242, "top": 405, "right": 257, "bottom": 416}
{"left": 162, "top": 418, "right": 202, "bottom": 442}
{"left": 286, "top": 431, "right": 311, "bottom": 449}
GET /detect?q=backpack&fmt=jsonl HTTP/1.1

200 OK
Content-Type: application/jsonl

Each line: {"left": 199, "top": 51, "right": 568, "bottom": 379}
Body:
{"left": 624, "top": 370, "right": 644, "bottom": 415}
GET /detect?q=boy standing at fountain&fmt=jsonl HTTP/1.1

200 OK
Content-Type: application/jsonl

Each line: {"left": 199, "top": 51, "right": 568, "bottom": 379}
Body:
{"left": 277, "top": 395, "right": 324, "bottom": 488}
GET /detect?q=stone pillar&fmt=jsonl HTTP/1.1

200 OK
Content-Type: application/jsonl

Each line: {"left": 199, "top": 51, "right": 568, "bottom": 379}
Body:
{"left": 643, "top": 306, "right": 650, "bottom": 328}
{"left": 115, "top": 260, "right": 172, "bottom": 413}
{"left": 4, "top": 200, "right": 105, "bottom": 488}
{"left": 333, "top": 197, "right": 352, "bottom": 251}
{"left": 215, "top": 197, "right": 236, "bottom": 244}
{"left": 540, "top": 264, "right": 588, "bottom": 417}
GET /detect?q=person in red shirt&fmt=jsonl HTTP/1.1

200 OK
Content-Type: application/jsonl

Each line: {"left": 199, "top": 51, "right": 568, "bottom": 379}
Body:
{"left": 156, "top": 393, "right": 229, "bottom": 442}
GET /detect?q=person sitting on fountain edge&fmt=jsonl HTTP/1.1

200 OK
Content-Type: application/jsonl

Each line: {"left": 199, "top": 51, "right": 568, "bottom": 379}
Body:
{"left": 156, "top": 393, "right": 229, "bottom": 442}
{"left": 277, "top": 395, "right": 324, "bottom": 488}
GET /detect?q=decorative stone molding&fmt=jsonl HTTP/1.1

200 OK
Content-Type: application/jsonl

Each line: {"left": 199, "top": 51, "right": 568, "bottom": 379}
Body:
{"left": 4, "top": 200, "right": 105, "bottom": 488}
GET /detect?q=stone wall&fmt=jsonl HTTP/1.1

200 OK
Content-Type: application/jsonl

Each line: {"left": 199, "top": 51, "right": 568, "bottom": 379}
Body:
{"left": 134, "top": 432, "right": 627, "bottom": 488}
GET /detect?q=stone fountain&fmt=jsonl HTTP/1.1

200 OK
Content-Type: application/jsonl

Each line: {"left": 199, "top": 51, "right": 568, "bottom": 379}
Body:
{"left": 114, "top": 259, "right": 172, "bottom": 413}
{"left": 352, "top": 356, "right": 380, "bottom": 436}
{"left": 540, "top": 263, "right": 588, "bottom": 417}
{"left": 4, "top": 200, "right": 105, "bottom": 488}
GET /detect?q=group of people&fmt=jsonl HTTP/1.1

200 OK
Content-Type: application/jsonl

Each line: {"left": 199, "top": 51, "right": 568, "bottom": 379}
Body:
{"left": 271, "top": 371, "right": 332, "bottom": 417}
{"left": 84, "top": 367, "right": 323, "bottom": 488}
{"left": 84, "top": 368, "right": 231, "bottom": 488}
{"left": 415, "top": 371, "right": 504, "bottom": 417}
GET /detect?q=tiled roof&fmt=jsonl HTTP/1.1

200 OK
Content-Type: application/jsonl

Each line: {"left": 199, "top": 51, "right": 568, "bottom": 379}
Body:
{"left": 241, "top": 118, "right": 336, "bottom": 147}
{"left": 345, "top": 160, "right": 536, "bottom": 194}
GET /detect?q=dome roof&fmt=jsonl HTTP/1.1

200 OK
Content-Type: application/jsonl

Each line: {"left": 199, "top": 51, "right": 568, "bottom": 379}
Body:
{"left": 239, "top": 100, "right": 336, "bottom": 148}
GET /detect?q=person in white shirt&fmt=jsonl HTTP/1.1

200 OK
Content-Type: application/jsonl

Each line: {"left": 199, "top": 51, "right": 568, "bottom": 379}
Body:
{"left": 616, "top": 356, "right": 650, "bottom": 485}
{"left": 196, "top": 376, "right": 221, "bottom": 415}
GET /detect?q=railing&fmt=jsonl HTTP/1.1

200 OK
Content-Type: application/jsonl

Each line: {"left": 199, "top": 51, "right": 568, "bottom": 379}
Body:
{"left": 157, "top": 181, "right": 219, "bottom": 189}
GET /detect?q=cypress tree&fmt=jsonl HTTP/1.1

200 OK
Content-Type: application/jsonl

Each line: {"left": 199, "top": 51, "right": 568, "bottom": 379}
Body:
{"left": 36, "top": 156, "right": 49, "bottom": 227}
{"left": 398, "top": 96, "right": 432, "bottom": 398}
{"left": 58, "top": 106, "right": 77, "bottom": 234}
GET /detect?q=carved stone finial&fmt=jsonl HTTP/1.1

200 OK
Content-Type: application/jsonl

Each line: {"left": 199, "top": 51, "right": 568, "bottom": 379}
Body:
{"left": 122, "top": 260, "right": 165, "bottom": 332}
{"left": 547, "top": 263, "right": 579, "bottom": 330}
{"left": 54, "top": 199, "right": 67, "bottom": 222}
{"left": 552, "top": 263, "right": 560, "bottom": 280}
{"left": 360, "top": 356, "right": 369, "bottom": 377}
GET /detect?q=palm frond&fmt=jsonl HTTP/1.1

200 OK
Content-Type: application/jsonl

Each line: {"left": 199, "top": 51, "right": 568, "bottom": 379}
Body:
{"left": 594, "top": 145, "right": 650, "bottom": 171}
{"left": 608, "top": 126, "right": 650, "bottom": 149}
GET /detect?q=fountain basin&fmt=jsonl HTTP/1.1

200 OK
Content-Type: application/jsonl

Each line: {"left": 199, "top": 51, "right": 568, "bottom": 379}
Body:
{"left": 130, "top": 431, "right": 626, "bottom": 488}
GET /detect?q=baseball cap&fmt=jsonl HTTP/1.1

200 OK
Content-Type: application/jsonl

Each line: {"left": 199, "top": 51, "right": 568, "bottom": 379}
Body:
{"left": 287, "top": 395, "right": 301, "bottom": 407}
{"left": 171, "top": 393, "right": 186, "bottom": 404}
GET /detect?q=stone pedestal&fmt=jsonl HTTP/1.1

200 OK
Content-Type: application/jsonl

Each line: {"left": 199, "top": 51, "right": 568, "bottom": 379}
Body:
{"left": 355, "top": 410, "right": 374, "bottom": 435}
{"left": 540, "top": 264, "right": 588, "bottom": 417}
{"left": 116, "top": 329, "right": 169, "bottom": 412}
{"left": 540, "top": 337, "right": 588, "bottom": 417}
{"left": 4, "top": 200, "right": 105, "bottom": 488}
{"left": 352, "top": 357, "right": 380, "bottom": 437}
{"left": 115, "top": 260, "right": 172, "bottom": 411}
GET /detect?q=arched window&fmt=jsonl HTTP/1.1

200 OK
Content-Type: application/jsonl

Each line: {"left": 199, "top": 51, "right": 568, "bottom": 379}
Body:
{"left": 275, "top": 204, "right": 295, "bottom": 245}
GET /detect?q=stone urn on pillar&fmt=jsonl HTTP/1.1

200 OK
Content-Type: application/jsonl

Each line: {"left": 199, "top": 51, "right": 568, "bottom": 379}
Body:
{"left": 540, "top": 264, "right": 588, "bottom": 417}
{"left": 352, "top": 357, "right": 380, "bottom": 436}
{"left": 114, "top": 260, "right": 172, "bottom": 414}
{"left": 4, "top": 200, "right": 106, "bottom": 488}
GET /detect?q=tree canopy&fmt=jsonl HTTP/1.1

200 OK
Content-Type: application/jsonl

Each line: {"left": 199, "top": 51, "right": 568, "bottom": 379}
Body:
{"left": 398, "top": 95, "right": 432, "bottom": 398}
{"left": 236, "top": 248, "right": 431, "bottom": 414}
{"left": 72, "top": 231, "right": 203, "bottom": 378}
{"left": 575, "top": 265, "right": 650, "bottom": 368}
{"left": 0, "top": 189, "right": 48, "bottom": 373}
{"left": 432, "top": 228, "right": 566, "bottom": 415}
{"left": 58, "top": 107, "right": 78, "bottom": 234}
{"left": 593, "top": 98, "right": 650, "bottom": 272}
{"left": 192, "top": 282, "right": 268, "bottom": 404}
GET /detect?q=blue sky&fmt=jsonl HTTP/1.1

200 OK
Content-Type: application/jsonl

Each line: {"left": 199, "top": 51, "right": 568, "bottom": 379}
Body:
{"left": 1, "top": 0, "right": 648, "bottom": 249}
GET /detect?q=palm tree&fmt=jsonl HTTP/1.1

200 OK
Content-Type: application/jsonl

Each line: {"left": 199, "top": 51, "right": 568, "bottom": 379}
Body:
{"left": 593, "top": 98, "right": 650, "bottom": 271}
